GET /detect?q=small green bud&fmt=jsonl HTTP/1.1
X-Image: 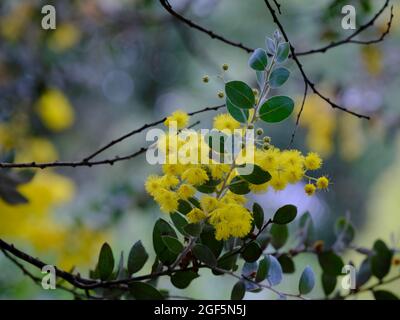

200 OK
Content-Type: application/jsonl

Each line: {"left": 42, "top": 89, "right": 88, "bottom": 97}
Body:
{"left": 202, "top": 75, "right": 209, "bottom": 83}
{"left": 217, "top": 91, "right": 224, "bottom": 99}
{"left": 263, "top": 143, "right": 271, "bottom": 150}
{"left": 263, "top": 136, "right": 271, "bottom": 143}
{"left": 252, "top": 88, "right": 259, "bottom": 96}
{"left": 247, "top": 124, "right": 254, "bottom": 130}
{"left": 222, "top": 63, "right": 229, "bottom": 71}
{"left": 256, "top": 128, "right": 264, "bottom": 136}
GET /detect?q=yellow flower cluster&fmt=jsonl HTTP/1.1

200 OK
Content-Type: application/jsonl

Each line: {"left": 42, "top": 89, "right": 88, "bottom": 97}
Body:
{"left": 145, "top": 111, "right": 330, "bottom": 240}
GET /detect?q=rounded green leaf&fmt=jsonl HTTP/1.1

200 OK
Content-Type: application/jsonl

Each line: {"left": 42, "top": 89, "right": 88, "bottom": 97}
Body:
{"left": 322, "top": 273, "right": 337, "bottom": 296}
{"left": 356, "top": 258, "right": 372, "bottom": 289}
{"left": 162, "top": 236, "right": 184, "bottom": 254}
{"left": 238, "top": 164, "right": 271, "bottom": 185}
{"left": 252, "top": 203, "right": 264, "bottom": 230}
{"left": 248, "top": 48, "right": 268, "bottom": 71}
{"left": 269, "top": 67, "right": 290, "bottom": 88}
{"left": 192, "top": 244, "right": 217, "bottom": 267}
{"left": 225, "top": 81, "right": 255, "bottom": 109}
{"left": 231, "top": 281, "right": 246, "bottom": 300}
{"left": 153, "top": 219, "right": 178, "bottom": 265}
{"left": 259, "top": 96, "right": 294, "bottom": 123}
{"left": 97, "top": 242, "right": 114, "bottom": 281}
{"left": 299, "top": 266, "right": 315, "bottom": 295}
{"left": 266, "top": 255, "right": 283, "bottom": 286}
{"left": 276, "top": 42, "right": 290, "bottom": 63}
{"left": 256, "top": 256, "right": 270, "bottom": 282}
{"left": 371, "top": 239, "right": 392, "bottom": 280}
{"left": 278, "top": 254, "right": 295, "bottom": 273}
{"left": 373, "top": 290, "right": 399, "bottom": 300}
{"left": 170, "top": 212, "right": 188, "bottom": 236}
{"left": 270, "top": 224, "right": 288, "bottom": 250}
{"left": 226, "top": 98, "right": 249, "bottom": 123}
{"left": 228, "top": 176, "right": 250, "bottom": 195}
{"left": 128, "top": 241, "right": 149, "bottom": 275}
{"left": 318, "top": 251, "right": 344, "bottom": 276}
{"left": 241, "top": 242, "right": 262, "bottom": 263}
{"left": 273, "top": 204, "right": 297, "bottom": 224}
{"left": 184, "top": 223, "right": 202, "bottom": 237}
{"left": 171, "top": 271, "right": 199, "bottom": 289}
{"left": 129, "top": 282, "right": 164, "bottom": 300}
{"left": 200, "top": 225, "right": 223, "bottom": 258}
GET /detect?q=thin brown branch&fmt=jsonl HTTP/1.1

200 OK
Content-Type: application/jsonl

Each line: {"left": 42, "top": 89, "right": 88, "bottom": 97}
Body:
{"left": 289, "top": 81, "right": 308, "bottom": 146}
{"left": 159, "top": 0, "right": 254, "bottom": 53}
{"left": 264, "top": 0, "right": 370, "bottom": 120}
{"left": 0, "top": 105, "right": 223, "bottom": 169}
{"left": 297, "top": 0, "right": 392, "bottom": 56}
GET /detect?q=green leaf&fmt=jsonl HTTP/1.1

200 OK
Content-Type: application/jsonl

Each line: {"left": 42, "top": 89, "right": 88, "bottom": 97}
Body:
{"left": 228, "top": 176, "right": 250, "bottom": 195}
{"left": 177, "top": 200, "right": 192, "bottom": 215}
{"left": 278, "top": 254, "right": 295, "bottom": 273}
{"left": 97, "top": 243, "right": 115, "bottom": 281}
{"left": 171, "top": 271, "right": 199, "bottom": 289}
{"left": 170, "top": 212, "right": 188, "bottom": 236}
{"left": 256, "top": 256, "right": 270, "bottom": 282}
{"left": 200, "top": 225, "right": 223, "bottom": 258}
{"left": 266, "top": 37, "right": 276, "bottom": 55}
{"left": 231, "top": 281, "right": 246, "bottom": 300}
{"left": 266, "top": 255, "right": 283, "bottom": 286}
{"left": 299, "top": 212, "right": 315, "bottom": 245}
{"left": 373, "top": 290, "right": 399, "bottom": 300}
{"left": 371, "top": 239, "right": 392, "bottom": 280}
{"left": 206, "top": 130, "right": 228, "bottom": 153}
{"left": 270, "top": 224, "right": 288, "bottom": 250}
{"left": 276, "top": 42, "right": 290, "bottom": 63}
{"left": 299, "top": 266, "right": 315, "bottom": 295}
{"left": 318, "top": 251, "right": 344, "bottom": 276}
{"left": 226, "top": 98, "right": 249, "bottom": 123}
{"left": 214, "top": 252, "right": 238, "bottom": 274}
{"left": 184, "top": 223, "right": 202, "bottom": 237}
{"left": 153, "top": 219, "right": 178, "bottom": 265}
{"left": 259, "top": 96, "right": 294, "bottom": 123}
{"left": 162, "top": 236, "right": 184, "bottom": 255}
{"left": 237, "top": 164, "right": 271, "bottom": 185}
{"left": 225, "top": 81, "right": 255, "bottom": 109}
{"left": 322, "top": 273, "right": 337, "bottom": 296}
{"left": 356, "top": 258, "right": 372, "bottom": 289}
{"left": 252, "top": 203, "right": 264, "bottom": 230}
{"left": 241, "top": 242, "right": 262, "bottom": 263}
{"left": 248, "top": 48, "right": 268, "bottom": 71}
{"left": 273, "top": 204, "right": 297, "bottom": 224}
{"left": 269, "top": 67, "right": 290, "bottom": 88}
{"left": 335, "top": 217, "right": 355, "bottom": 245}
{"left": 192, "top": 244, "right": 217, "bottom": 267}
{"left": 129, "top": 282, "right": 164, "bottom": 300}
{"left": 128, "top": 241, "right": 149, "bottom": 275}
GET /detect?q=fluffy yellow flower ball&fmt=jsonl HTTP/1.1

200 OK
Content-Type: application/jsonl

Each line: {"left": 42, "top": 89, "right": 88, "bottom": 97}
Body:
{"left": 304, "top": 152, "right": 322, "bottom": 170}
{"left": 304, "top": 183, "right": 316, "bottom": 196}
{"left": 164, "top": 110, "right": 189, "bottom": 129}
{"left": 316, "top": 176, "right": 329, "bottom": 189}
{"left": 213, "top": 113, "right": 241, "bottom": 132}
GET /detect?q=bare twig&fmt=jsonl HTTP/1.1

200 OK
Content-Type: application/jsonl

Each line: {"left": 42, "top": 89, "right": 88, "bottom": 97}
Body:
{"left": 297, "top": 1, "right": 393, "bottom": 56}
{"left": 264, "top": 0, "right": 370, "bottom": 120}
{"left": 289, "top": 81, "right": 308, "bottom": 146}
{"left": 158, "top": 0, "right": 254, "bottom": 53}
{"left": 0, "top": 105, "right": 223, "bottom": 169}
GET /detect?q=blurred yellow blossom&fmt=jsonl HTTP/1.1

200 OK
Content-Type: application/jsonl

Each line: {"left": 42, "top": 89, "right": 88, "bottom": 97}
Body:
{"left": 36, "top": 89, "right": 75, "bottom": 132}
{"left": 48, "top": 23, "right": 81, "bottom": 53}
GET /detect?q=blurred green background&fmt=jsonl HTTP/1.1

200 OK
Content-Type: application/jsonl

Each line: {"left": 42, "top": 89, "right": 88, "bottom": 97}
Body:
{"left": 0, "top": 0, "right": 399, "bottom": 299}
